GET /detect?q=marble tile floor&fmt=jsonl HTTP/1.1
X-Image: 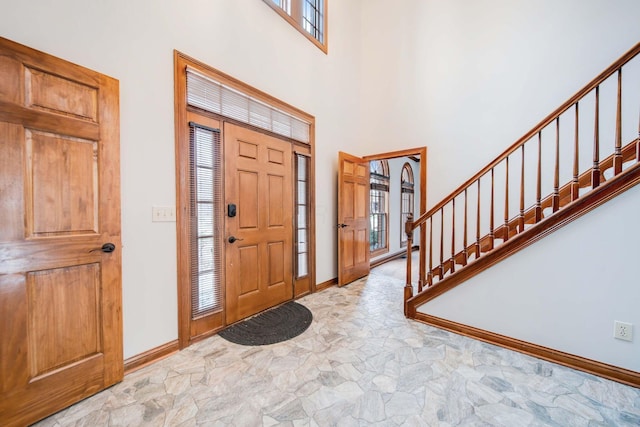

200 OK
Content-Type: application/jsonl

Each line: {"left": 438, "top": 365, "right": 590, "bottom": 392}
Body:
{"left": 36, "top": 258, "right": 640, "bottom": 426}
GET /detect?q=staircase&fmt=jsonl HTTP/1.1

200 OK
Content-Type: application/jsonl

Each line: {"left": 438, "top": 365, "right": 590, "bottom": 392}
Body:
{"left": 402, "top": 43, "right": 640, "bottom": 386}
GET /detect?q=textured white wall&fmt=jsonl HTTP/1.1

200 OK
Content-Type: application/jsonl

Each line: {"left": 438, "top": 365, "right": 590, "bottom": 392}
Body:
{"left": 0, "top": 0, "right": 364, "bottom": 358}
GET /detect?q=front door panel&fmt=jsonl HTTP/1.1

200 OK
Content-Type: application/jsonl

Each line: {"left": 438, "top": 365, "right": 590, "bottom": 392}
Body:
{"left": 224, "top": 123, "right": 293, "bottom": 323}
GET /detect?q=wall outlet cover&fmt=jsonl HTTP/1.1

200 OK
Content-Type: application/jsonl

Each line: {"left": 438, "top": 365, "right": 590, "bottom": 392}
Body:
{"left": 613, "top": 321, "right": 633, "bottom": 342}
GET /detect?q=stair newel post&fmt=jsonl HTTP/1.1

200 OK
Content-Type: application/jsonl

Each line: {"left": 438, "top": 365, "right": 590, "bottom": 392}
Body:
{"left": 592, "top": 85, "right": 601, "bottom": 189}
{"left": 613, "top": 69, "right": 623, "bottom": 175}
{"left": 403, "top": 213, "right": 413, "bottom": 316}
{"left": 572, "top": 102, "right": 580, "bottom": 201}
{"left": 553, "top": 118, "right": 560, "bottom": 212}
{"left": 535, "top": 131, "right": 542, "bottom": 223}
{"left": 504, "top": 157, "right": 510, "bottom": 241}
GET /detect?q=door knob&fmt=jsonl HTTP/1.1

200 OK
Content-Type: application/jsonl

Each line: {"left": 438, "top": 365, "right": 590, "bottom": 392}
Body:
{"left": 228, "top": 236, "right": 244, "bottom": 243}
{"left": 101, "top": 243, "right": 116, "bottom": 253}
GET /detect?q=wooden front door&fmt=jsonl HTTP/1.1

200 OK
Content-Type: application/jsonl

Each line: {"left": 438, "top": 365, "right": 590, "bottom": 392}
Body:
{"left": 337, "top": 152, "right": 370, "bottom": 286}
{"left": 224, "top": 123, "right": 293, "bottom": 323}
{"left": 0, "top": 37, "right": 122, "bottom": 426}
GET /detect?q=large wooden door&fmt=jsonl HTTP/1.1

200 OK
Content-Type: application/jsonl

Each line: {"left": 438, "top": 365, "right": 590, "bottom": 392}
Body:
{"left": 337, "top": 152, "right": 370, "bottom": 286}
{"left": 0, "top": 37, "right": 122, "bottom": 426}
{"left": 224, "top": 123, "right": 293, "bottom": 323}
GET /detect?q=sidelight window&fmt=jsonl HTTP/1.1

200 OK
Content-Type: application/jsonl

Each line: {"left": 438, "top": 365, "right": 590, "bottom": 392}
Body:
{"left": 295, "top": 153, "right": 310, "bottom": 278}
{"left": 189, "top": 123, "right": 223, "bottom": 316}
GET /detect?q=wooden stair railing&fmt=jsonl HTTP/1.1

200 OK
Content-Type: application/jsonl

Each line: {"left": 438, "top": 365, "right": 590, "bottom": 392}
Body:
{"left": 403, "top": 42, "right": 640, "bottom": 315}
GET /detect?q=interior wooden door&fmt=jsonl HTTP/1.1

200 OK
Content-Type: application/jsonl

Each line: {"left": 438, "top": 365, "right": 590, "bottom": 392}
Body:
{"left": 0, "top": 37, "right": 122, "bottom": 426}
{"left": 337, "top": 152, "right": 370, "bottom": 286}
{"left": 224, "top": 123, "right": 293, "bottom": 323}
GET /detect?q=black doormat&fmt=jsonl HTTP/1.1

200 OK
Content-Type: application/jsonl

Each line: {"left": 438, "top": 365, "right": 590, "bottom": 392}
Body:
{"left": 219, "top": 301, "right": 313, "bottom": 346}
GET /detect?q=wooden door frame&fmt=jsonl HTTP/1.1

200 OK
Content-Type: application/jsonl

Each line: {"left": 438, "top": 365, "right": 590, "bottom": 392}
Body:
{"left": 363, "top": 147, "right": 427, "bottom": 277}
{"left": 174, "top": 51, "right": 316, "bottom": 349}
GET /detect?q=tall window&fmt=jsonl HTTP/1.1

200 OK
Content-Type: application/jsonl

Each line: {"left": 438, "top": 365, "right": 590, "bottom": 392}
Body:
{"left": 295, "top": 154, "right": 310, "bottom": 278}
{"left": 400, "top": 163, "right": 415, "bottom": 247}
{"left": 370, "top": 160, "right": 389, "bottom": 255}
{"left": 263, "top": 0, "right": 327, "bottom": 53}
{"left": 189, "top": 123, "right": 223, "bottom": 316}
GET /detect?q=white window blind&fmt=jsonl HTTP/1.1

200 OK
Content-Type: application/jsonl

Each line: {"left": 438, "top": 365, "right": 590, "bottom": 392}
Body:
{"left": 189, "top": 123, "right": 223, "bottom": 316}
{"left": 186, "top": 67, "right": 311, "bottom": 144}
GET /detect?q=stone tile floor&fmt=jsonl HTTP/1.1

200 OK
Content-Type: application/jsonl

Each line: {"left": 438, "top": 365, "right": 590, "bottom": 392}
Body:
{"left": 36, "top": 258, "right": 640, "bottom": 426}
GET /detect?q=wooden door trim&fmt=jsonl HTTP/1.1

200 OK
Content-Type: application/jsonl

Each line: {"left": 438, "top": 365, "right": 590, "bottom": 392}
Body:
{"left": 174, "top": 51, "right": 316, "bottom": 349}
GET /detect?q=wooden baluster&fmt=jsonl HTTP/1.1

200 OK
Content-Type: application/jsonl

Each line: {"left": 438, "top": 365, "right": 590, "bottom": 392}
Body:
{"left": 450, "top": 198, "right": 455, "bottom": 273}
{"left": 535, "top": 132, "right": 542, "bottom": 222}
{"left": 404, "top": 213, "right": 413, "bottom": 314}
{"left": 504, "top": 157, "right": 509, "bottom": 241}
{"left": 552, "top": 118, "right": 560, "bottom": 212}
{"left": 613, "top": 69, "right": 623, "bottom": 175}
{"left": 476, "top": 179, "right": 481, "bottom": 256}
{"left": 637, "top": 109, "right": 640, "bottom": 163}
{"left": 519, "top": 144, "right": 525, "bottom": 232}
{"left": 592, "top": 85, "right": 601, "bottom": 189}
{"left": 439, "top": 208, "right": 444, "bottom": 279}
{"left": 463, "top": 188, "right": 468, "bottom": 265}
{"left": 428, "top": 216, "right": 433, "bottom": 286}
{"left": 571, "top": 102, "right": 580, "bottom": 201}
{"left": 489, "top": 168, "right": 494, "bottom": 250}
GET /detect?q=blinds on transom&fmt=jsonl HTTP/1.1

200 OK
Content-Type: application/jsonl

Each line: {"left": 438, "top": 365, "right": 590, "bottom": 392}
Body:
{"left": 186, "top": 67, "right": 311, "bottom": 144}
{"left": 189, "top": 123, "right": 223, "bottom": 317}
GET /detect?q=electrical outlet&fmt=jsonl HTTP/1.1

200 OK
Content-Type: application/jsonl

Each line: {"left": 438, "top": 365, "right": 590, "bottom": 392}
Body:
{"left": 152, "top": 206, "right": 176, "bottom": 222}
{"left": 613, "top": 321, "right": 633, "bottom": 342}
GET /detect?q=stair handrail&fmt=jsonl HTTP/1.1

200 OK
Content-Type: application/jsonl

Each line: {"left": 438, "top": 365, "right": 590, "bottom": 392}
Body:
{"left": 404, "top": 41, "right": 640, "bottom": 307}
{"left": 411, "top": 42, "right": 640, "bottom": 229}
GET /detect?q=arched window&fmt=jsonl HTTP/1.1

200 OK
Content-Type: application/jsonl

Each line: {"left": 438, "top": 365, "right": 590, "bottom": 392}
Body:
{"left": 400, "top": 163, "right": 414, "bottom": 247}
{"left": 370, "top": 160, "right": 389, "bottom": 255}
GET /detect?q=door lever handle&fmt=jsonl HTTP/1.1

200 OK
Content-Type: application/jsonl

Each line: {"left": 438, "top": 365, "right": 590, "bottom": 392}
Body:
{"left": 228, "top": 236, "right": 244, "bottom": 243}
{"left": 90, "top": 243, "right": 116, "bottom": 253}
{"left": 337, "top": 223, "right": 348, "bottom": 228}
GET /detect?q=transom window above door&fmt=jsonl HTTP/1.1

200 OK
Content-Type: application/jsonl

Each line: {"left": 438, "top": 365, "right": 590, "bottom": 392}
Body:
{"left": 263, "top": 0, "right": 327, "bottom": 53}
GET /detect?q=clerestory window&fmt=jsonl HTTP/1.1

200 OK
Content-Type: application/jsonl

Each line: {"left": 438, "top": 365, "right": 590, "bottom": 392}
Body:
{"left": 263, "top": 0, "right": 327, "bottom": 53}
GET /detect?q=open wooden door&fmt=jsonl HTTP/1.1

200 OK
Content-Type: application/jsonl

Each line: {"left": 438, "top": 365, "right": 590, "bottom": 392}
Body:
{"left": 224, "top": 123, "right": 294, "bottom": 323}
{"left": 0, "top": 37, "right": 122, "bottom": 426}
{"left": 337, "top": 152, "right": 370, "bottom": 286}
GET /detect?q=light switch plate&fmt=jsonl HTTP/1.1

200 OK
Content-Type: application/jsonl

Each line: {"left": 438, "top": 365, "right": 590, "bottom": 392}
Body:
{"left": 152, "top": 206, "right": 176, "bottom": 222}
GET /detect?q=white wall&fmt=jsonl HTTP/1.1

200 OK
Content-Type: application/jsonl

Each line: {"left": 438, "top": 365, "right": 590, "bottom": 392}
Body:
{"left": 0, "top": 0, "right": 364, "bottom": 358}
{"left": 419, "top": 183, "right": 640, "bottom": 372}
